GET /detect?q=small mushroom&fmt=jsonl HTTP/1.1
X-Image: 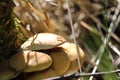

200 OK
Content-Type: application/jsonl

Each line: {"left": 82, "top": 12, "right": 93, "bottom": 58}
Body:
{"left": 21, "top": 33, "right": 66, "bottom": 51}
{"left": 60, "top": 42, "right": 85, "bottom": 74}
{"left": 9, "top": 51, "right": 52, "bottom": 72}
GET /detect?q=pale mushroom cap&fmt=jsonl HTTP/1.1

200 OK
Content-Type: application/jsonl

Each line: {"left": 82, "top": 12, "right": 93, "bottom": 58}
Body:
{"left": 24, "top": 51, "right": 52, "bottom": 72}
{"left": 60, "top": 42, "right": 85, "bottom": 63}
{"left": 9, "top": 51, "right": 52, "bottom": 72}
{"left": 21, "top": 33, "right": 66, "bottom": 50}
{"left": 59, "top": 42, "right": 85, "bottom": 73}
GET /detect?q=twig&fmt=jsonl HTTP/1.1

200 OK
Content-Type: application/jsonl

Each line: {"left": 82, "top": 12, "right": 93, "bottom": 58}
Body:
{"left": 80, "top": 21, "right": 102, "bottom": 36}
{"left": 76, "top": 69, "right": 120, "bottom": 77}
{"left": 109, "top": 42, "right": 120, "bottom": 56}
{"left": 65, "top": 0, "right": 82, "bottom": 79}
{"left": 24, "top": 0, "right": 54, "bottom": 33}
{"left": 109, "top": 2, "right": 120, "bottom": 32}
{"left": 38, "top": 0, "right": 51, "bottom": 28}
{"left": 89, "top": 44, "right": 106, "bottom": 80}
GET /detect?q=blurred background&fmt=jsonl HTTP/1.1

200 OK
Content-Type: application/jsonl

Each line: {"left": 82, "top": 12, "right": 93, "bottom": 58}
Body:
{"left": 13, "top": 0, "right": 120, "bottom": 80}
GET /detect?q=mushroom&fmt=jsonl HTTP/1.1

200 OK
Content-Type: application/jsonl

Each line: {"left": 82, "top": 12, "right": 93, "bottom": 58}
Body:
{"left": 9, "top": 33, "right": 66, "bottom": 73}
{"left": 49, "top": 42, "right": 85, "bottom": 75}
{"left": 59, "top": 42, "right": 85, "bottom": 74}
{"left": 21, "top": 33, "right": 66, "bottom": 51}
{"left": 23, "top": 42, "right": 85, "bottom": 80}
{"left": 9, "top": 51, "right": 52, "bottom": 72}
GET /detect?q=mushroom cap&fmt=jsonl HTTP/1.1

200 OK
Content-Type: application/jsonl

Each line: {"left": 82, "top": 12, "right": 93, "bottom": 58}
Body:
{"left": 60, "top": 42, "right": 85, "bottom": 74}
{"left": 9, "top": 51, "right": 52, "bottom": 72}
{"left": 21, "top": 33, "right": 66, "bottom": 51}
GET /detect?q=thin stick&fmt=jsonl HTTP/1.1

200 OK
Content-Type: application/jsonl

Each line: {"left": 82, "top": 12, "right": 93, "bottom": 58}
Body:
{"left": 75, "top": 69, "right": 120, "bottom": 77}
{"left": 38, "top": 0, "right": 51, "bottom": 28}
{"left": 25, "top": 0, "right": 54, "bottom": 33}
{"left": 109, "top": 42, "right": 120, "bottom": 56}
{"left": 89, "top": 44, "right": 106, "bottom": 80}
{"left": 65, "top": 0, "right": 82, "bottom": 79}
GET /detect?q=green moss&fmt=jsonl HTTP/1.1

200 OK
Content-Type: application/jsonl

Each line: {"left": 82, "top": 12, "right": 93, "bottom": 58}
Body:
{"left": 0, "top": 0, "right": 25, "bottom": 60}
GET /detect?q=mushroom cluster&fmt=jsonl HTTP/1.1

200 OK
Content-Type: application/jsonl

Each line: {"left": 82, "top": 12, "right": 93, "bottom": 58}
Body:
{"left": 0, "top": 33, "right": 85, "bottom": 80}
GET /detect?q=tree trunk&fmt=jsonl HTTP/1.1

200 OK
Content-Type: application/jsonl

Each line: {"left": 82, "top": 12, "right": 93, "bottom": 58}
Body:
{"left": 0, "top": 0, "right": 25, "bottom": 61}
